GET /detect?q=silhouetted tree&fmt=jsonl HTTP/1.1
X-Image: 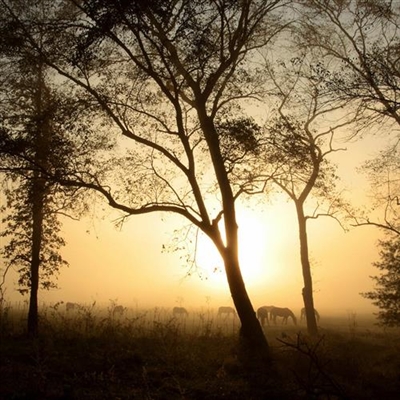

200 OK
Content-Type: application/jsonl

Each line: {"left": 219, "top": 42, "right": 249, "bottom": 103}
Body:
{"left": 0, "top": 32, "right": 69, "bottom": 335}
{"left": 4, "top": 0, "right": 294, "bottom": 358}
{"left": 260, "top": 57, "right": 351, "bottom": 335}
{"left": 361, "top": 233, "right": 400, "bottom": 327}
{"left": 353, "top": 144, "right": 400, "bottom": 234}
{"left": 296, "top": 0, "right": 400, "bottom": 133}
{"left": 295, "top": 1, "right": 400, "bottom": 321}
{"left": 0, "top": 0, "right": 112, "bottom": 336}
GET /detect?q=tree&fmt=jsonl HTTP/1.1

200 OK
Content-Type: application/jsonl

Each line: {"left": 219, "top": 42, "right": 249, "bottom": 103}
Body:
{"left": 0, "top": 0, "right": 112, "bottom": 336}
{"left": 361, "top": 233, "right": 400, "bottom": 327}
{"left": 0, "top": 41, "right": 69, "bottom": 336}
{"left": 353, "top": 143, "right": 400, "bottom": 234}
{"left": 296, "top": 0, "right": 400, "bottom": 133}
{"left": 296, "top": 0, "right": 400, "bottom": 244}
{"left": 259, "top": 56, "right": 351, "bottom": 335}
{"left": 1, "top": 0, "right": 294, "bottom": 357}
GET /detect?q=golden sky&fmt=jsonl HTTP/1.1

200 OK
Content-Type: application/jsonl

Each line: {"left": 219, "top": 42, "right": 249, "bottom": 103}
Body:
{"left": 2, "top": 131, "right": 388, "bottom": 318}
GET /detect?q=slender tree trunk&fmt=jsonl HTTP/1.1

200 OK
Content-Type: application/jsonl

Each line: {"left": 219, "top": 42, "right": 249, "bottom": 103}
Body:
{"left": 27, "top": 59, "right": 50, "bottom": 337}
{"left": 28, "top": 178, "right": 45, "bottom": 337}
{"left": 296, "top": 202, "right": 318, "bottom": 336}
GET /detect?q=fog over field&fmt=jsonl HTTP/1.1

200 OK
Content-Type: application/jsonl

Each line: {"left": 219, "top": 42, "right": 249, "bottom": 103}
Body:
{"left": 3, "top": 135, "right": 384, "bottom": 317}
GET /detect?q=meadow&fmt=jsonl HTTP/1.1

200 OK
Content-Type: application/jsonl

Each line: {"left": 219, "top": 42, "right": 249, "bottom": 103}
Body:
{"left": 1, "top": 301, "right": 399, "bottom": 399}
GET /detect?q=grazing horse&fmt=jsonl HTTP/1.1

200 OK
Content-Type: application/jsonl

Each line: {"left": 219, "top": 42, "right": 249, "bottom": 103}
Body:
{"left": 270, "top": 306, "right": 297, "bottom": 326}
{"left": 173, "top": 306, "right": 188, "bottom": 317}
{"left": 300, "top": 307, "right": 320, "bottom": 322}
{"left": 113, "top": 305, "right": 125, "bottom": 317}
{"left": 66, "top": 302, "right": 79, "bottom": 311}
{"left": 257, "top": 306, "right": 274, "bottom": 326}
{"left": 217, "top": 306, "right": 236, "bottom": 318}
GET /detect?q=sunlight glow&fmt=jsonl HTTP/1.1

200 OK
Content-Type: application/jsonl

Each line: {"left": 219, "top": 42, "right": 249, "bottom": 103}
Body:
{"left": 195, "top": 207, "right": 286, "bottom": 290}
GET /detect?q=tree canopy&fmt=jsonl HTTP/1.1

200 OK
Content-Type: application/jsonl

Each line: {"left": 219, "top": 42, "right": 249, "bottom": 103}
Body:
{"left": 362, "top": 233, "right": 400, "bottom": 327}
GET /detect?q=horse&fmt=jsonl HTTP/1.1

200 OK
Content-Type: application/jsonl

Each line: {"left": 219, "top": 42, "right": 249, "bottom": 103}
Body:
{"left": 300, "top": 307, "right": 320, "bottom": 322}
{"left": 270, "top": 306, "right": 297, "bottom": 325}
{"left": 66, "top": 302, "right": 79, "bottom": 312}
{"left": 257, "top": 305, "right": 274, "bottom": 326}
{"left": 217, "top": 306, "right": 236, "bottom": 318}
{"left": 173, "top": 306, "right": 188, "bottom": 317}
{"left": 113, "top": 305, "right": 125, "bottom": 317}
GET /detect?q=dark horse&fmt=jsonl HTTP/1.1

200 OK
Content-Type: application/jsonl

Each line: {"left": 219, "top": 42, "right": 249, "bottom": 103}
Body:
{"left": 270, "top": 306, "right": 297, "bottom": 325}
{"left": 173, "top": 306, "right": 188, "bottom": 317}
{"left": 256, "top": 306, "right": 274, "bottom": 326}
{"left": 217, "top": 306, "right": 236, "bottom": 317}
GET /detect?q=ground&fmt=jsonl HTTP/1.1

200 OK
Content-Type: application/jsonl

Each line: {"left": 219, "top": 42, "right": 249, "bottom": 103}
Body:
{"left": 1, "top": 303, "right": 399, "bottom": 399}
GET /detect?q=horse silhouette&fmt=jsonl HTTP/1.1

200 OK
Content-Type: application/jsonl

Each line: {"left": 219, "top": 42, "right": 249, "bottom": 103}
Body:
{"left": 300, "top": 307, "right": 320, "bottom": 322}
{"left": 173, "top": 306, "right": 188, "bottom": 317}
{"left": 270, "top": 306, "right": 297, "bottom": 325}
{"left": 217, "top": 306, "right": 236, "bottom": 317}
{"left": 257, "top": 305, "right": 274, "bottom": 326}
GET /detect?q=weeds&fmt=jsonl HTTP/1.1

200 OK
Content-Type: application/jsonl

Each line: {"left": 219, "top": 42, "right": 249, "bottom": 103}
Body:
{"left": 277, "top": 333, "right": 350, "bottom": 399}
{"left": 1, "top": 304, "right": 399, "bottom": 399}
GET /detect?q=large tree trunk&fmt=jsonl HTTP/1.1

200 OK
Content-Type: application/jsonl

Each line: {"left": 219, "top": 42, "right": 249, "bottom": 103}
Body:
{"left": 209, "top": 205, "right": 271, "bottom": 360}
{"left": 296, "top": 203, "right": 318, "bottom": 336}
{"left": 223, "top": 246, "right": 270, "bottom": 360}
{"left": 200, "top": 113, "right": 270, "bottom": 359}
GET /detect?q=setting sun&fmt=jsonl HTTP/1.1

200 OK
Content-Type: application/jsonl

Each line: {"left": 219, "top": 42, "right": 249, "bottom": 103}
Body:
{"left": 238, "top": 209, "right": 280, "bottom": 285}
{"left": 195, "top": 206, "right": 292, "bottom": 290}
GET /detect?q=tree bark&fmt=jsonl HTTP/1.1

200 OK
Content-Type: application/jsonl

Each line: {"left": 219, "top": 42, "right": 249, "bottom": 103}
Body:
{"left": 200, "top": 113, "right": 270, "bottom": 360}
{"left": 296, "top": 202, "right": 318, "bottom": 336}
{"left": 223, "top": 246, "right": 270, "bottom": 360}
{"left": 27, "top": 60, "right": 50, "bottom": 337}
{"left": 28, "top": 178, "right": 45, "bottom": 337}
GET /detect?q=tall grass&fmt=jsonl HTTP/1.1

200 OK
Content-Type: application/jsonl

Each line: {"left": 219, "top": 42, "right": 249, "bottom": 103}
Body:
{"left": 1, "top": 301, "right": 400, "bottom": 399}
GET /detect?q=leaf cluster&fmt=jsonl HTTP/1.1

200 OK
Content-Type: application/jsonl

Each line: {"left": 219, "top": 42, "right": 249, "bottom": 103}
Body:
{"left": 362, "top": 235, "right": 400, "bottom": 327}
{"left": 216, "top": 116, "right": 261, "bottom": 166}
{"left": 0, "top": 182, "right": 68, "bottom": 294}
{"left": 262, "top": 114, "right": 339, "bottom": 200}
{"left": 295, "top": 0, "right": 400, "bottom": 131}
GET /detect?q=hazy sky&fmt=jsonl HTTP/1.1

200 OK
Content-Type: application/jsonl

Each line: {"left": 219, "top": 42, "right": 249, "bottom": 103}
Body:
{"left": 2, "top": 131, "right": 388, "bottom": 318}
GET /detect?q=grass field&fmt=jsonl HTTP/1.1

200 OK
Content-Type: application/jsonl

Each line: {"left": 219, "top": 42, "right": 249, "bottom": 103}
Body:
{"left": 1, "top": 302, "right": 399, "bottom": 399}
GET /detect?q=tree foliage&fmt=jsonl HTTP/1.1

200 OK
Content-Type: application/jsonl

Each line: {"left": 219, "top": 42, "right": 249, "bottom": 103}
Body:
{"left": 0, "top": 182, "right": 68, "bottom": 295}
{"left": 296, "top": 0, "right": 400, "bottom": 133}
{"left": 355, "top": 143, "right": 400, "bottom": 234}
{"left": 0, "top": 0, "right": 118, "bottom": 336}
{"left": 362, "top": 234, "right": 400, "bottom": 327}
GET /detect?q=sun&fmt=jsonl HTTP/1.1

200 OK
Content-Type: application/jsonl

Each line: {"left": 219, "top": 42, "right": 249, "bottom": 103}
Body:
{"left": 195, "top": 208, "right": 284, "bottom": 289}
{"left": 237, "top": 209, "right": 281, "bottom": 285}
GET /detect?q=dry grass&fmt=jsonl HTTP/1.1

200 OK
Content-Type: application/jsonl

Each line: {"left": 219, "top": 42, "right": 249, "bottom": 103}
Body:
{"left": 1, "top": 302, "right": 399, "bottom": 399}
